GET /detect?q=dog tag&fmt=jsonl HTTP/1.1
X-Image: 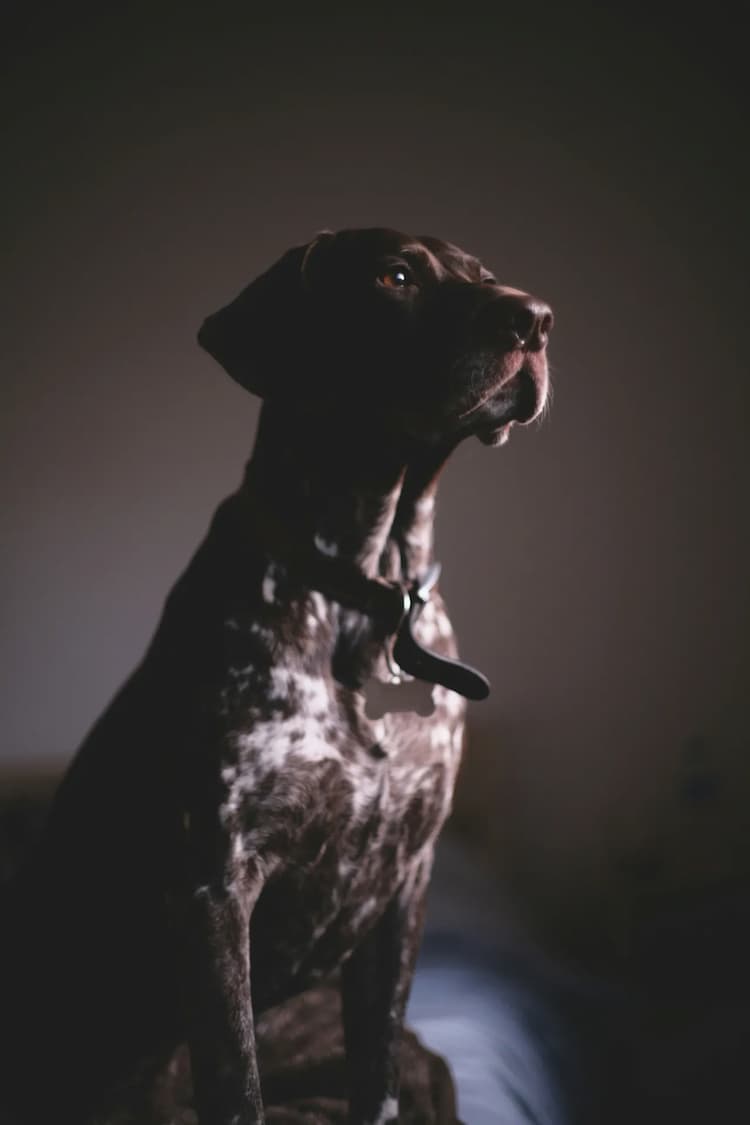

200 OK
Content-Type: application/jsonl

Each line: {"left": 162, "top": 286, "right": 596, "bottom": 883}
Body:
{"left": 363, "top": 676, "right": 436, "bottom": 719}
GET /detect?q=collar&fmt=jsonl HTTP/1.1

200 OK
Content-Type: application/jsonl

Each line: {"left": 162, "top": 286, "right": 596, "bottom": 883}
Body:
{"left": 237, "top": 492, "right": 490, "bottom": 702}
{"left": 387, "top": 562, "right": 490, "bottom": 701}
{"left": 304, "top": 554, "right": 490, "bottom": 701}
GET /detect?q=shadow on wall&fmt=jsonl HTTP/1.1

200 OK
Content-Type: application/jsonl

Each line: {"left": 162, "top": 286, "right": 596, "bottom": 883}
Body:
{"left": 453, "top": 717, "right": 750, "bottom": 965}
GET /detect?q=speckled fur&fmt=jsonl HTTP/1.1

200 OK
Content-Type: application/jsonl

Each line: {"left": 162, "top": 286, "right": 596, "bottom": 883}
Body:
{"left": 215, "top": 577, "right": 465, "bottom": 1010}
{"left": 0, "top": 227, "right": 551, "bottom": 1125}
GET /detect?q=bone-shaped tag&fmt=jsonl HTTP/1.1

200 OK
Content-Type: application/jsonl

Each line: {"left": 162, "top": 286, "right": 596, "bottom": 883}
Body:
{"left": 363, "top": 677, "right": 436, "bottom": 719}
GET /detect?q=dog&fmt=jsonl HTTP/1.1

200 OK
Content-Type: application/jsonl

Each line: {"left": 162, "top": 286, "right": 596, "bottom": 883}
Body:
{"left": 0, "top": 227, "right": 552, "bottom": 1125}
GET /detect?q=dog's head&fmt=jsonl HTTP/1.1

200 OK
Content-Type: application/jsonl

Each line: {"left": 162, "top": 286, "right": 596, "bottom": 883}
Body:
{"left": 198, "top": 227, "right": 552, "bottom": 448}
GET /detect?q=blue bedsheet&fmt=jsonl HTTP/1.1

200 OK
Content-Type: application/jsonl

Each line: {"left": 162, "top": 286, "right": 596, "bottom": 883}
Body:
{"left": 408, "top": 837, "right": 623, "bottom": 1124}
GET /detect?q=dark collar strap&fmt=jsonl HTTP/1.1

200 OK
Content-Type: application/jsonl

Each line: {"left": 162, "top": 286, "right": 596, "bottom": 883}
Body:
{"left": 302, "top": 555, "right": 491, "bottom": 702}
{"left": 237, "top": 492, "right": 491, "bottom": 702}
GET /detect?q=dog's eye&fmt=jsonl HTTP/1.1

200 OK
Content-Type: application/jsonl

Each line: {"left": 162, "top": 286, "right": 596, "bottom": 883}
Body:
{"left": 378, "top": 267, "right": 413, "bottom": 289}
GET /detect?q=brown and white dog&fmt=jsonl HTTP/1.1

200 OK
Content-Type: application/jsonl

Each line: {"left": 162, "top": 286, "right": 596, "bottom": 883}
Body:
{"left": 0, "top": 228, "right": 552, "bottom": 1124}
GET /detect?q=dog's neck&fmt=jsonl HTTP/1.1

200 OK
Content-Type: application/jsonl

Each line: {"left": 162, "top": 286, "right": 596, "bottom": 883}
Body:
{"left": 242, "top": 402, "right": 454, "bottom": 584}
{"left": 235, "top": 402, "right": 492, "bottom": 700}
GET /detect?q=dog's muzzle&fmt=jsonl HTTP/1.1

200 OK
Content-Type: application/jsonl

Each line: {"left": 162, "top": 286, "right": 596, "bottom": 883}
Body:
{"left": 467, "top": 289, "right": 553, "bottom": 445}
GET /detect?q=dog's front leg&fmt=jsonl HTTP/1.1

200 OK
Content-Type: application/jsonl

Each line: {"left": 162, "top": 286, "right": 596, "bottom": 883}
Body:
{"left": 184, "top": 867, "right": 265, "bottom": 1125}
{"left": 342, "top": 853, "right": 432, "bottom": 1125}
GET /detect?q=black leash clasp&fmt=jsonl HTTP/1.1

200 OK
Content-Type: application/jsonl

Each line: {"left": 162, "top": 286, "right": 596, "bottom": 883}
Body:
{"left": 391, "top": 563, "right": 491, "bottom": 702}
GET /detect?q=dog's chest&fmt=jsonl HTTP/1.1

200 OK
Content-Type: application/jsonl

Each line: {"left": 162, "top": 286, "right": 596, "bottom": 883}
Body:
{"left": 215, "top": 591, "right": 465, "bottom": 1001}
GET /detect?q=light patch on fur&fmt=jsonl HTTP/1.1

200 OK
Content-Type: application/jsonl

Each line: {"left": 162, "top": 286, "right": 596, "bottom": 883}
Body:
{"left": 234, "top": 718, "right": 340, "bottom": 778}
{"left": 269, "top": 667, "right": 329, "bottom": 715}
{"left": 314, "top": 533, "right": 339, "bottom": 557}
{"left": 228, "top": 663, "right": 254, "bottom": 680}
{"left": 311, "top": 918, "right": 330, "bottom": 942}
{"left": 440, "top": 687, "right": 465, "bottom": 721}
{"left": 262, "top": 563, "right": 278, "bottom": 604}
{"left": 435, "top": 608, "right": 452, "bottom": 638}
{"left": 350, "top": 893, "right": 380, "bottom": 929}
{"left": 348, "top": 762, "right": 383, "bottom": 820}
{"left": 221, "top": 764, "right": 239, "bottom": 786}
{"left": 232, "top": 833, "right": 247, "bottom": 866}
{"left": 250, "top": 621, "right": 273, "bottom": 641}
{"left": 429, "top": 724, "right": 451, "bottom": 751}
{"left": 416, "top": 600, "right": 438, "bottom": 646}
{"left": 370, "top": 1096, "right": 399, "bottom": 1125}
{"left": 310, "top": 591, "right": 328, "bottom": 620}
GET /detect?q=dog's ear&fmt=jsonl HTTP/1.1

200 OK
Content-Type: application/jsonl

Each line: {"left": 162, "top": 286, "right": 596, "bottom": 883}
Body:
{"left": 197, "top": 231, "right": 335, "bottom": 398}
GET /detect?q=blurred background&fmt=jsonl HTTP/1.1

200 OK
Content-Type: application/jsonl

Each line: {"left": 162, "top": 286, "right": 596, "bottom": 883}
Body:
{"left": 2, "top": 3, "right": 749, "bottom": 1121}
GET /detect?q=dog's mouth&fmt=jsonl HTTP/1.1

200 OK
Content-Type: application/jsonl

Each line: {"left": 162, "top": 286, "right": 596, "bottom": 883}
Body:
{"left": 470, "top": 357, "right": 548, "bottom": 447}
{"left": 477, "top": 420, "right": 515, "bottom": 447}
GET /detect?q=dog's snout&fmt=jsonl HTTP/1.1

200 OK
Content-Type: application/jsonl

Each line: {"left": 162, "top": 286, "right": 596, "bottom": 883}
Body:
{"left": 479, "top": 290, "right": 553, "bottom": 352}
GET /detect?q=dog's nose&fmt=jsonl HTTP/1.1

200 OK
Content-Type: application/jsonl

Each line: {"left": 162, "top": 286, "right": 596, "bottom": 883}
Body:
{"left": 481, "top": 291, "right": 554, "bottom": 352}
{"left": 503, "top": 294, "right": 553, "bottom": 352}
